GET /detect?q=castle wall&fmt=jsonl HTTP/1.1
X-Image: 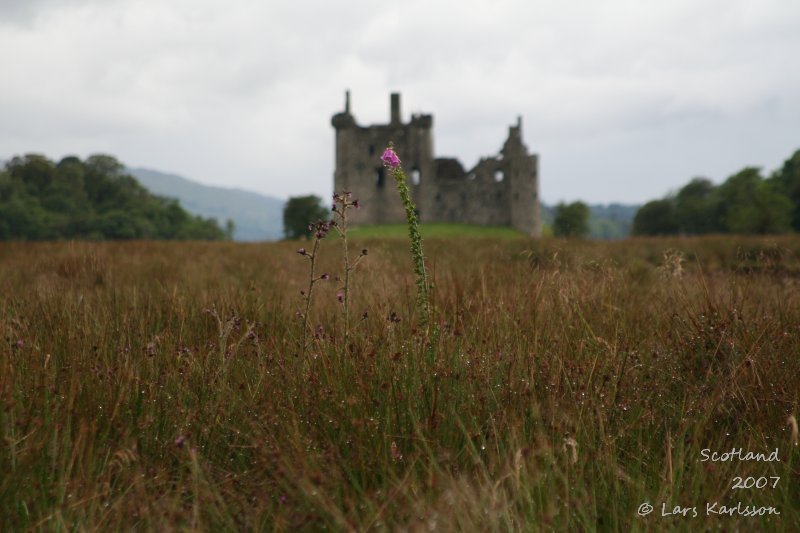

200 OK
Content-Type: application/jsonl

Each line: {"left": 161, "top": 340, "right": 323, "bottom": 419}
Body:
{"left": 332, "top": 93, "right": 541, "bottom": 236}
{"left": 425, "top": 157, "right": 513, "bottom": 226}
{"left": 333, "top": 95, "right": 433, "bottom": 225}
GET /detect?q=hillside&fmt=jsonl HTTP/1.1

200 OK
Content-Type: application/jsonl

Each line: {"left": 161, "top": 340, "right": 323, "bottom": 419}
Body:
{"left": 127, "top": 167, "right": 284, "bottom": 241}
{"left": 587, "top": 203, "right": 639, "bottom": 238}
{"left": 541, "top": 203, "right": 639, "bottom": 239}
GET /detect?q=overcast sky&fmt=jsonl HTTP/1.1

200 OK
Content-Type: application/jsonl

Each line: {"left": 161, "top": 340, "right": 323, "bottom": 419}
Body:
{"left": 2, "top": 0, "right": 799, "bottom": 204}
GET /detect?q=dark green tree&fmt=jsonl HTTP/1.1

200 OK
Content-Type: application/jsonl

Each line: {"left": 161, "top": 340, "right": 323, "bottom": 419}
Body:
{"left": 283, "top": 195, "right": 329, "bottom": 239}
{"left": 0, "top": 153, "right": 226, "bottom": 241}
{"left": 717, "top": 167, "right": 792, "bottom": 234}
{"left": 675, "top": 177, "right": 719, "bottom": 234}
{"left": 7, "top": 154, "right": 57, "bottom": 196}
{"left": 632, "top": 199, "right": 679, "bottom": 236}
{"left": 553, "top": 201, "right": 590, "bottom": 238}
{"left": 768, "top": 149, "right": 800, "bottom": 231}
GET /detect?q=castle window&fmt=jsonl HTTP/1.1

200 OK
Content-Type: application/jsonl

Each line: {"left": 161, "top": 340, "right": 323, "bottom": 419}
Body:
{"left": 375, "top": 167, "right": 385, "bottom": 188}
{"left": 369, "top": 145, "right": 375, "bottom": 155}
{"left": 411, "top": 168, "right": 421, "bottom": 185}
{"left": 494, "top": 170, "right": 505, "bottom": 182}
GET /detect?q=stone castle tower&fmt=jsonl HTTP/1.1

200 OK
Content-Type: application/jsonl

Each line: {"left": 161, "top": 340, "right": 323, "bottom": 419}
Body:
{"left": 332, "top": 92, "right": 541, "bottom": 236}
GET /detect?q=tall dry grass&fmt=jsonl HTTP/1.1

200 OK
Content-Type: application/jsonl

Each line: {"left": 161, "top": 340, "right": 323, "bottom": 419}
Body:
{"left": 0, "top": 236, "right": 798, "bottom": 531}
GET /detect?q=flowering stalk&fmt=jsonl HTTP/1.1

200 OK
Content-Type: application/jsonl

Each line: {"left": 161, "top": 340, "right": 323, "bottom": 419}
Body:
{"left": 382, "top": 144, "right": 431, "bottom": 328}
{"left": 332, "top": 192, "right": 367, "bottom": 346}
{"left": 297, "top": 220, "right": 332, "bottom": 356}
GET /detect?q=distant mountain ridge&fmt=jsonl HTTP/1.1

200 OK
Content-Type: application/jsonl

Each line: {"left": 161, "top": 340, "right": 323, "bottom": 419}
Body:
{"left": 541, "top": 203, "right": 639, "bottom": 239}
{"left": 127, "top": 168, "right": 284, "bottom": 241}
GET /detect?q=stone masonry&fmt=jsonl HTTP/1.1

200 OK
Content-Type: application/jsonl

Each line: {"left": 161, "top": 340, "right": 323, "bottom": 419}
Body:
{"left": 332, "top": 92, "right": 541, "bottom": 236}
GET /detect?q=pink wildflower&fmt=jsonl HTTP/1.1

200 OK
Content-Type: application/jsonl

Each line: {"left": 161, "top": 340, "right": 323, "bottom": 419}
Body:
{"left": 381, "top": 146, "right": 401, "bottom": 168}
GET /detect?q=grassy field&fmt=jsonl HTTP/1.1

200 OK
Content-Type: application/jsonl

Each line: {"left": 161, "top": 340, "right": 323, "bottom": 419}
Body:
{"left": 347, "top": 223, "right": 525, "bottom": 239}
{"left": 1, "top": 235, "right": 799, "bottom": 531}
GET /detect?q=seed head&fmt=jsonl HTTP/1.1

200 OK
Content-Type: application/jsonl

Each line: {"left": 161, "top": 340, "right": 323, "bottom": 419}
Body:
{"left": 311, "top": 220, "right": 332, "bottom": 239}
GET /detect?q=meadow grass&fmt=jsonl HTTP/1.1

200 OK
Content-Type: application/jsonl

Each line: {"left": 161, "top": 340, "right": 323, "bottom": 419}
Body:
{"left": 0, "top": 236, "right": 799, "bottom": 531}
{"left": 347, "top": 223, "right": 524, "bottom": 239}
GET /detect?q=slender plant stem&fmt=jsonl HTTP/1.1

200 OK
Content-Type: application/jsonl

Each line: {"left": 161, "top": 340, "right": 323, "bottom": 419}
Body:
{"left": 301, "top": 238, "right": 320, "bottom": 357}
{"left": 342, "top": 217, "right": 351, "bottom": 346}
{"left": 390, "top": 166, "right": 430, "bottom": 328}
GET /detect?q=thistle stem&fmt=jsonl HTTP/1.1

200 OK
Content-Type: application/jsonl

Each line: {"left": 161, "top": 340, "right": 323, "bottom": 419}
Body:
{"left": 341, "top": 211, "right": 351, "bottom": 346}
{"left": 390, "top": 166, "right": 430, "bottom": 328}
{"left": 301, "top": 238, "right": 320, "bottom": 357}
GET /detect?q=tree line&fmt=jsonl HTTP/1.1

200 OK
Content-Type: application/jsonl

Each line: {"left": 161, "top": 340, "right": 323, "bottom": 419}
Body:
{"left": 633, "top": 148, "right": 800, "bottom": 236}
{"left": 0, "top": 154, "right": 230, "bottom": 240}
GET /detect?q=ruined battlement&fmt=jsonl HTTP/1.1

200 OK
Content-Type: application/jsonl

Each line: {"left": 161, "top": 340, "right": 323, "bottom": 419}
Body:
{"left": 332, "top": 92, "right": 541, "bottom": 236}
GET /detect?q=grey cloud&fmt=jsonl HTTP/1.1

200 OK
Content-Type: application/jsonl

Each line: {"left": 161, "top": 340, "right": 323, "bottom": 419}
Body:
{"left": 0, "top": 0, "right": 73, "bottom": 25}
{"left": 0, "top": 0, "right": 799, "bottom": 204}
{"left": 0, "top": 0, "right": 117, "bottom": 26}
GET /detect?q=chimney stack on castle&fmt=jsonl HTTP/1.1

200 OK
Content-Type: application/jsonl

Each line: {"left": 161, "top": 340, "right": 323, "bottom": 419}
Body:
{"left": 390, "top": 93, "right": 401, "bottom": 124}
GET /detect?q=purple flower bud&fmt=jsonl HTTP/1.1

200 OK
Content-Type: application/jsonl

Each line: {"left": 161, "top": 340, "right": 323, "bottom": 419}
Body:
{"left": 297, "top": 248, "right": 306, "bottom": 255}
{"left": 353, "top": 199, "right": 361, "bottom": 209}
{"left": 336, "top": 292, "right": 344, "bottom": 303}
{"left": 381, "top": 146, "right": 401, "bottom": 168}
{"left": 361, "top": 249, "right": 368, "bottom": 256}
{"left": 174, "top": 435, "right": 186, "bottom": 448}
{"left": 321, "top": 272, "right": 329, "bottom": 280}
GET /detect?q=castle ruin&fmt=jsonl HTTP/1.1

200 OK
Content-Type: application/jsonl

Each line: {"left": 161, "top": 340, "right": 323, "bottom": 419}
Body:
{"left": 332, "top": 92, "right": 541, "bottom": 236}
